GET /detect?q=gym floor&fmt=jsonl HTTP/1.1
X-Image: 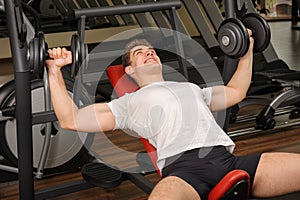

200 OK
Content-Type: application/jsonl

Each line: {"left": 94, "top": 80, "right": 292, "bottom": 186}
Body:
{"left": 0, "top": 21, "right": 300, "bottom": 200}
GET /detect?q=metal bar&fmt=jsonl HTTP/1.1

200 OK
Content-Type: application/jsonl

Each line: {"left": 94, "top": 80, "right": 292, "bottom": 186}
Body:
{"left": 125, "top": 173, "right": 154, "bottom": 194}
{"left": 35, "top": 179, "right": 94, "bottom": 200}
{"left": 86, "top": 0, "right": 109, "bottom": 25}
{"left": 270, "top": 89, "right": 299, "bottom": 109}
{"left": 0, "top": 164, "right": 18, "bottom": 173}
{"left": 144, "top": 0, "right": 170, "bottom": 29}
{"left": 96, "top": 0, "right": 120, "bottom": 26}
{"left": 52, "top": 0, "right": 68, "bottom": 17}
{"left": 35, "top": 71, "right": 53, "bottom": 179}
{"left": 163, "top": 9, "right": 189, "bottom": 35}
{"left": 0, "top": 106, "right": 15, "bottom": 121}
{"left": 181, "top": 0, "right": 219, "bottom": 48}
{"left": 169, "top": 7, "right": 188, "bottom": 79}
{"left": 125, "top": 0, "right": 152, "bottom": 28}
{"left": 224, "top": 0, "right": 237, "bottom": 18}
{"left": 4, "top": 1, "right": 34, "bottom": 200}
{"left": 74, "top": 0, "right": 181, "bottom": 18}
{"left": 198, "top": 0, "right": 224, "bottom": 31}
{"left": 228, "top": 119, "right": 300, "bottom": 137}
{"left": 111, "top": 0, "right": 135, "bottom": 26}
{"left": 32, "top": 111, "right": 57, "bottom": 125}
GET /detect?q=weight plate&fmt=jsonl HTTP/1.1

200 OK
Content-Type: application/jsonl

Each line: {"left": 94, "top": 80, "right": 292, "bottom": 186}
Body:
{"left": 28, "top": 32, "right": 46, "bottom": 79}
{"left": 37, "top": 32, "right": 45, "bottom": 79}
{"left": 0, "top": 79, "right": 93, "bottom": 170}
{"left": 242, "top": 13, "right": 271, "bottom": 53}
{"left": 32, "top": 37, "right": 40, "bottom": 78}
{"left": 71, "top": 34, "right": 80, "bottom": 79}
{"left": 28, "top": 39, "right": 35, "bottom": 71}
{"left": 81, "top": 43, "right": 89, "bottom": 71}
{"left": 217, "top": 18, "right": 250, "bottom": 59}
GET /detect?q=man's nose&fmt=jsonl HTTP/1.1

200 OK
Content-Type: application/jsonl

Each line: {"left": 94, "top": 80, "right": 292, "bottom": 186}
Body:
{"left": 146, "top": 50, "right": 153, "bottom": 57}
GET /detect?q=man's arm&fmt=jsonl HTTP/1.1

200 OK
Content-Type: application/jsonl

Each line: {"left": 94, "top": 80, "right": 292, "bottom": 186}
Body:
{"left": 45, "top": 47, "right": 115, "bottom": 132}
{"left": 210, "top": 31, "right": 254, "bottom": 112}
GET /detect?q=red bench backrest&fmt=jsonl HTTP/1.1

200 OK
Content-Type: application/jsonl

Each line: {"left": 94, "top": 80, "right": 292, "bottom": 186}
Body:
{"left": 106, "top": 64, "right": 161, "bottom": 177}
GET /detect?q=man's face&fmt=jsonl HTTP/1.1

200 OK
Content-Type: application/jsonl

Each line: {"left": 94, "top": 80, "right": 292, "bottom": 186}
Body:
{"left": 129, "top": 45, "right": 161, "bottom": 68}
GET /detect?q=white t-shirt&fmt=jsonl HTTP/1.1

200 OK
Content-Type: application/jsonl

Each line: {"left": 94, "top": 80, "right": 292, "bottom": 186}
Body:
{"left": 107, "top": 81, "right": 235, "bottom": 170}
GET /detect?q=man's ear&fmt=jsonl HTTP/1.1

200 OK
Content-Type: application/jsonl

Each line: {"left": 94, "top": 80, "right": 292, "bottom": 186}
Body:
{"left": 125, "top": 66, "right": 134, "bottom": 75}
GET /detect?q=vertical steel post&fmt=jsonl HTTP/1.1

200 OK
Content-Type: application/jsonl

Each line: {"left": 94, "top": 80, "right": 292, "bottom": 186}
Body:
{"left": 169, "top": 6, "right": 189, "bottom": 80}
{"left": 4, "top": 0, "right": 34, "bottom": 199}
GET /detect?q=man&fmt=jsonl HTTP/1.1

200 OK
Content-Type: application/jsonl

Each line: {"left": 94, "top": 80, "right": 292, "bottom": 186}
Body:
{"left": 46, "top": 34, "right": 300, "bottom": 200}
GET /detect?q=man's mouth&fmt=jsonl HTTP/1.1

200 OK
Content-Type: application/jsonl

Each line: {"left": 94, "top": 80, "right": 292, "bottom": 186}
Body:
{"left": 144, "top": 58, "right": 156, "bottom": 64}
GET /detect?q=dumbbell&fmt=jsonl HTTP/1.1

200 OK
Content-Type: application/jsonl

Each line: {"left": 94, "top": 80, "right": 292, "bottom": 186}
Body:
{"left": 27, "top": 31, "right": 88, "bottom": 79}
{"left": 217, "top": 13, "right": 271, "bottom": 59}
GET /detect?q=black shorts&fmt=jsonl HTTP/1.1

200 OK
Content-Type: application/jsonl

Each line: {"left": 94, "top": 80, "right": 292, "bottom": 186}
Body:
{"left": 162, "top": 146, "right": 261, "bottom": 200}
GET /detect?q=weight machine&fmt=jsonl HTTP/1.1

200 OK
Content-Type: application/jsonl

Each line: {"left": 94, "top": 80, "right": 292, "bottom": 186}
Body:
{"left": 3, "top": 0, "right": 298, "bottom": 199}
{"left": 224, "top": 0, "right": 300, "bottom": 132}
{"left": 0, "top": 0, "right": 93, "bottom": 183}
{"left": 2, "top": 0, "right": 257, "bottom": 199}
{"left": 196, "top": 0, "right": 300, "bottom": 133}
{"left": 2, "top": 1, "right": 187, "bottom": 199}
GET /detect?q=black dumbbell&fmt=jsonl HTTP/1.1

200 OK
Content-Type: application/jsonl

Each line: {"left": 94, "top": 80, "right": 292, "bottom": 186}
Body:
{"left": 217, "top": 13, "right": 271, "bottom": 59}
{"left": 70, "top": 33, "right": 88, "bottom": 79}
{"left": 27, "top": 32, "right": 47, "bottom": 79}
{"left": 27, "top": 31, "right": 87, "bottom": 79}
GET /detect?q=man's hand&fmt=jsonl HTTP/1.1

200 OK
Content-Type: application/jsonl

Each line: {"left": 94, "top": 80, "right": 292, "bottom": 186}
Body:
{"left": 45, "top": 47, "right": 72, "bottom": 70}
{"left": 243, "top": 29, "right": 254, "bottom": 58}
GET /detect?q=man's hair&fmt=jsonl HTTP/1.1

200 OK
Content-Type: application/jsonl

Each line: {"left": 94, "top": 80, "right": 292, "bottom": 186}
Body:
{"left": 122, "top": 39, "right": 153, "bottom": 67}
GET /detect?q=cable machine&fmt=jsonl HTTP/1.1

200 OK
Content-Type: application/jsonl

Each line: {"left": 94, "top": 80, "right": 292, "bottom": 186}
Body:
{"left": 3, "top": 1, "right": 185, "bottom": 199}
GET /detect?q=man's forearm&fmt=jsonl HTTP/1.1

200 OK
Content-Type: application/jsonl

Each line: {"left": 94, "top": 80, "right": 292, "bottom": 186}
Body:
{"left": 227, "top": 53, "right": 253, "bottom": 97}
{"left": 48, "top": 67, "right": 78, "bottom": 130}
{"left": 212, "top": 45, "right": 253, "bottom": 110}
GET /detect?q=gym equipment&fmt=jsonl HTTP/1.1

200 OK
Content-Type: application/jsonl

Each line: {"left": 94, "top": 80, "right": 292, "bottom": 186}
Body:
{"left": 292, "top": 0, "right": 300, "bottom": 30}
{"left": 24, "top": 0, "right": 88, "bottom": 80}
{"left": 106, "top": 64, "right": 251, "bottom": 200}
{"left": 4, "top": 1, "right": 193, "bottom": 199}
{"left": 217, "top": 17, "right": 250, "bottom": 59}
{"left": 81, "top": 162, "right": 124, "bottom": 188}
{"left": 217, "top": 12, "right": 271, "bottom": 59}
{"left": 27, "top": 26, "right": 87, "bottom": 79}
{"left": 3, "top": 1, "right": 95, "bottom": 199}
{"left": 0, "top": 78, "right": 93, "bottom": 174}
{"left": 27, "top": 31, "right": 47, "bottom": 79}
{"left": 178, "top": 1, "right": 284, "bottom": 130}
{"left": 217, "top": 0, "right": 300, "bottom": 133}
{"left": 181, "top": 0, "right": 221, "bottom": 50}
{"left": 70, "top": 16, "right": 88, "bottom": 79}
{"left": 111, "top": 0, "right": 136, "bottom": 26}
{"left": 255, "top": 78, "right": 300, "bottom": 130}
{"left": 241, "top": 13, "right": 271, "bottom": 53}
{"left": 206, "top": 0, "right": 300, "bottom": 135}
{"left": 77, "top": 0, "right": 109, "bottom": 28}
{"left": 0, "top": 4, "right": 94, "bottom": 179}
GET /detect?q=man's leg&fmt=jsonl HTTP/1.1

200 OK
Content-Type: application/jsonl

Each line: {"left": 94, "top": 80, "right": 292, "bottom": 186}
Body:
{"left": 148, "top": 176, "right": 200, "bottom": 200}
{"left": 252, "top": 152, "right": 300, "bottom": 198}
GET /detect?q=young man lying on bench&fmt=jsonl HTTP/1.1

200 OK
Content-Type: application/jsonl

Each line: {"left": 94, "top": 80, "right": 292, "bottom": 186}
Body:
{"left": 45, "top": 33, "right": 300, "bottom": 200}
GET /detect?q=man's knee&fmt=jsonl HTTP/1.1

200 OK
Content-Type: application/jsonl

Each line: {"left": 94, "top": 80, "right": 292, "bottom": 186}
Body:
{"left": 252, "top": 152, "right": 300, "bottom": 197}
{"left": 149, "top": 176, "right": 200, "bottom": 200}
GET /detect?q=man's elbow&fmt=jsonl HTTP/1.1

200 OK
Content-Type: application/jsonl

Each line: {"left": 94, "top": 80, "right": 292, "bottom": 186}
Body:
{"left": 59, "top": 120, "right": 76, "bottom": 131}
{"left": 236, "top": 90, "right": 247, "bottom": 103}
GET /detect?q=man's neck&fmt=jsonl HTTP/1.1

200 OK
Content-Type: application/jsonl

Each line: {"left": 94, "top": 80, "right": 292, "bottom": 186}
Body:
{"left": 137, "top": 75, "right": 164, "bottom": 87}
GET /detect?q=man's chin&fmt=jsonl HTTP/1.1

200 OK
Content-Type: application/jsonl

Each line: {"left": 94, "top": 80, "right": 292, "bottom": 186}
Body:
{"left": 135, "top": 63, "right": 162, "bottom": 74}
{"left": 138, "top": 63, "right": 161, "bottom": 68}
